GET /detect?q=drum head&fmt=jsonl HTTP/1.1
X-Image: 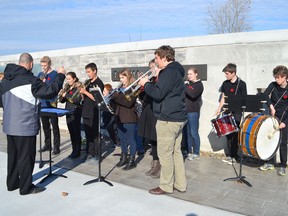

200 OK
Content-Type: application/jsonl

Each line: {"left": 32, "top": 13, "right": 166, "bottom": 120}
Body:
{"left": 256, "top": 116, "right": 280, "bottom": 160}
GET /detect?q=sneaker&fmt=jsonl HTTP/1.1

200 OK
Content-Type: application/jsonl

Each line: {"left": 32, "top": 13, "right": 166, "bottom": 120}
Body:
{"left": 278, "top": 167, "right": 286, "bottom": 176}
{"left": 222, "top": 156, "right": 232, "bottom": 163}
{"left": 227, "top": 158, "right": 236, "bottom": 165}
{"left": 259, "top": 163, "right": 274, "bottom": 171}
{"left": 187, "top": 154, "right": 200, "bottom": 161}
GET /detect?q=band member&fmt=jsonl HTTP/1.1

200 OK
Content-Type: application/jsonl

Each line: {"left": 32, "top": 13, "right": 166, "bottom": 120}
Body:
{"left": 138, "top": 59, "right": 161, "bottom": 178}
{"left": 79, "top": 63, "right": 104, "bottom": 162}
{"left": 139, "top": 45, "right": 187, "bottom": 195}
{"left": 59, "top": 72, "right": 82, "bottom": 158}
{"left": 183, "top": 67, "right": 204, "bottom": 161}
{"left": 102, "top": 83, "right": 118, "bottom": 148}
{"left": 38, "top": 56, "right": 61, "bottom": 155}
{"left": 110, "top": 68, "right": 138, "bottom": 170}
{"left": 1, "top": 53, "right": 65, "bottom": 195}
{"left": 215, "top": 63, "right": 247, "bottom": 165}
{"left": 260, "top": 65, "right": 288, "bottom": 176}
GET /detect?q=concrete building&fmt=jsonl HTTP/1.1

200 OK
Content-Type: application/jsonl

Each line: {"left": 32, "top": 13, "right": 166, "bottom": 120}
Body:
{"left": 0, "top": 29, "right": 288, "bottom": 154}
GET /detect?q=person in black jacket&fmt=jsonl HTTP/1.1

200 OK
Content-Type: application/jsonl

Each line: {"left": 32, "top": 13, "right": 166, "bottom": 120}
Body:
{"left": 59, "top": 72, "right": 83, "bottom": 158}
{"left": 0, "top": 53, "right": 65, "bottom": 195}
{"left": 260, "top": 65, "right": 288, "bottom": 176}
{"left": 139, "top": 45, "right": 187, "bottom": 195}
{"left": 215, "top": 63, "right": 247, "bottom": 165}
{"left": 79, "top": 63, "right": 104, "bottom": 162}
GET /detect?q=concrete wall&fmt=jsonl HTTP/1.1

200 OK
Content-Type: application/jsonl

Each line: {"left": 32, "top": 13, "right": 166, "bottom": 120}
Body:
{"left": 1, "top": 29, "right": 288, "bottom": 153}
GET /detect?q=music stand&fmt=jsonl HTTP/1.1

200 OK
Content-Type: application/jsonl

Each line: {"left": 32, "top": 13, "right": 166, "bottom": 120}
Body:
{"left": 223, "top": 94, "right": 265, "bottom": 187}
{"left": 39, "top": 108, "right": 72, "bottom": 183}
{"left": 35, "top": 120, "right": 50, "bottom": 169}
{"left": 84, "top": 86, "right": 113, "bottom": 186}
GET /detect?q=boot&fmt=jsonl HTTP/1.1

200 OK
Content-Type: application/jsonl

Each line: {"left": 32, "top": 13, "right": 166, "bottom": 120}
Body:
{"left": 151, "top": 164, "right": 161, "bottom": 179}
{"left": 145, "top": 160, "right": 160, "bottom": 176}
{"left": 116, "top": 153, "right": 128, "bottom": 167}
{"left": 122, "top": 156, "right": 136, "bottom": 170}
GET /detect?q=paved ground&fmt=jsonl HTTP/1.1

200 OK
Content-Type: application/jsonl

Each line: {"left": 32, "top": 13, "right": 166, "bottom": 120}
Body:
{"left": 0, "top": 125, "right": 287, "bottom": 216}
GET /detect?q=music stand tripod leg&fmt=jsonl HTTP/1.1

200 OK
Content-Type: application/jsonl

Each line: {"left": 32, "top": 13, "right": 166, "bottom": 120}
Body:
{"left": 84, "top": 101, "right": 113, "bottom": 186}
{"left": 39, "top": 136, "right": 67, "bottom": 183}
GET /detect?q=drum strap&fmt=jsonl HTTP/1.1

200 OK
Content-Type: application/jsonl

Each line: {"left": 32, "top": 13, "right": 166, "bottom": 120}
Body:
{"left": 235, "top": 77, "right": 240, "bottom": 95}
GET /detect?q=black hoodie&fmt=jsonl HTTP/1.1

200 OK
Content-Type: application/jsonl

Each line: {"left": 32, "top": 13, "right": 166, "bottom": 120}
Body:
{"left": 144, "top": 61, "right": 187, "bottom": 122}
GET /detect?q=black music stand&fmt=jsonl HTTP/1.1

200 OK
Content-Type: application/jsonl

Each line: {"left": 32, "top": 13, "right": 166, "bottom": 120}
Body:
{"left": 223, "top": 95, "right": 265, "bottom": 187}
{"left": 39, "top": 108, "right": 72, "bottom": 183}
{"left": 84, "top": 86, "right": 113, "bottom": 186}
{"left": 35, "top": 120, "right": 50, "bottom": 168}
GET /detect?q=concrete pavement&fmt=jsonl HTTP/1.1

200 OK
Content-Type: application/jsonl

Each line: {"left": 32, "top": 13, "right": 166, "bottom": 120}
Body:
{"left": 0, "top": 126, "right": 287, "bottom": 216}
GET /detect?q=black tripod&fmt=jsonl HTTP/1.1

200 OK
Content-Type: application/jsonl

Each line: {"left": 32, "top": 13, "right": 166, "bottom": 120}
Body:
{"left": 223, "top": 95, "right": 265, "bottom": 187}
{"left": 38, "top": 108, "right": 72, "bottom": 183}
{"left": 84, "top": 87, "right": 113, "bottom": 186}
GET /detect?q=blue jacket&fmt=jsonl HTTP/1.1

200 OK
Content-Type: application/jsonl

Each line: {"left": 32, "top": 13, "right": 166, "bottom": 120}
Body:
{"left": 0, "top": 63, "right": 65, "bottom": 136}
{"left": 144, "top": 61, "right": 187, "bottom": 122}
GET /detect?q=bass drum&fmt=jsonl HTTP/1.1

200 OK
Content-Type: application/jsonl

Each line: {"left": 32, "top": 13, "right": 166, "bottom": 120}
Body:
{"left": 239, "top": 113, "right": 280, "bottom": 160}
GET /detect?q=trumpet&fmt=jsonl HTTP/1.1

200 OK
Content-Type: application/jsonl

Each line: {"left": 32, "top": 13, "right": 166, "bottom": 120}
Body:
{"left": 123, "top": 68, "right": 156, "bottom": 101}
{"left": 50, "top": 83, "right": 70, "bottom": 107}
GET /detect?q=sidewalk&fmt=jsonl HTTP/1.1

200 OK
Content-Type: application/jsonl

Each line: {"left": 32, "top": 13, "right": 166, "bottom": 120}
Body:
{"left": 0, "top": 127, "right": 287, "bottom": 216}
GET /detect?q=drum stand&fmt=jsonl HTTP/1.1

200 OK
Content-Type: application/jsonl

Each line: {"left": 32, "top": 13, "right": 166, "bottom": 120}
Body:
{"left": 84, "top": 87, "right": 113, "bottom": 186}
{"left": 223, "top": 95, "right": 265, "bottom": 187}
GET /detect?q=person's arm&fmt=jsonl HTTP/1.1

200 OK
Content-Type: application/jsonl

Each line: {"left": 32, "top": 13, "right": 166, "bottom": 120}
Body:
{"left": 32, "top": 67, "right": 66, "bottom": 99}
{"left": 215, "top": 93, "right": 225, "bottom": 115}
{"left": 114, "top": 92, "right": 137, "bottom": 108}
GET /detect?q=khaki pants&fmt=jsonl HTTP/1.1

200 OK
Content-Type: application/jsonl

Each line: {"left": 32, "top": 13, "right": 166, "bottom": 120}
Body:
{"left": 156, "top": 120, "right": 187, "bottom": 193}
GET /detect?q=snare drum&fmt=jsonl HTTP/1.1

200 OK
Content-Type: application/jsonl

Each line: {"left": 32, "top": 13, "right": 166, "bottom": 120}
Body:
{"left": 239, "top": 113, "right": 280, "bottom": 160}
{"left": 211, "top": 113, "right": 239, "bottom": 137}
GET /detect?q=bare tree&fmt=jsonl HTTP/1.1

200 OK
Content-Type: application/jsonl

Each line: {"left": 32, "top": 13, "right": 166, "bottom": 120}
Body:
{"left": 206, "top": 0, "right": 252, "bottom": 34}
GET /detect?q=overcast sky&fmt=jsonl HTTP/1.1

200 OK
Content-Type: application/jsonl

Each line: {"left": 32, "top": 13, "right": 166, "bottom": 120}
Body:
{"left": 0, "top": 0, "right": 287, "bottom": 56}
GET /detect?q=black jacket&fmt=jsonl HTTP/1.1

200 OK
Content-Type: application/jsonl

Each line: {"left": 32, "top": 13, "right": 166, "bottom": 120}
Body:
{"left": 0, "top": 63, "right": 65, "bottom": 136}
{"left": 144, "top": 61, "right": 187, "bottom": 122}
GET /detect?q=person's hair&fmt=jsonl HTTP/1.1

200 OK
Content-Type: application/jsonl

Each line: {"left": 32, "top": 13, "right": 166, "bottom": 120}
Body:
{"left": 273, "top": 65, "right": 288, "bottom": 77}
{"left": 104, "top": 83, "right": 113, "bottom": 92}
{"left": 66, "top": 71, "right": 79, "bottom": 82}
{"left": 188, "top": 67, "right": 198, "bottom": 75}
{"left": 118, "top": 68, "right": 134, "bottom": 86}
{"left": 154, "top": 45, "right": 175, "bottom": 62}
{"left": 19, "top": 53, "right": 33, "bottom": 64}
{"left": 85, "top": 63, "right": 98, "bottom": 72}
{"left": 222, "top": 63, "right": 237, "bottom": 74}
{"left": 40, "top": 56, "right": 51, "bottom": 65}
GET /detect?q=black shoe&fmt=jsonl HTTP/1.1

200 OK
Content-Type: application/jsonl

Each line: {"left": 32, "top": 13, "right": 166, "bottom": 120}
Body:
{"left": 68, "top": 152, "right": 80, "bottom": 158}
{"left": 38, "top": 145, "right": 51, "bottom": 152}
{"left": 122, "top": 156, "right": 136, "bottom": 170}
{"left": 28, "top": 186, "right": 46, "bottom": 194}
{"left": 52, "top": 148, "right": 60, "bottom": 155}
{"left": 21, "top": 186, "right": 46, "bottom": 195}
{"left": 116, "top": 153, "right": 128, "bottom": 167}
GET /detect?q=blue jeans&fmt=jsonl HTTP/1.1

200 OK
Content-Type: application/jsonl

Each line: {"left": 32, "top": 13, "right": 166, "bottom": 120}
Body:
{"left": 135, "top": 124, "right": 144, "bottom": 153}
{"left": 117, "top": 123, "right": 137, "bottom": 157}
{"left": 186, "top": 112, "right": 200, "bottom": 155}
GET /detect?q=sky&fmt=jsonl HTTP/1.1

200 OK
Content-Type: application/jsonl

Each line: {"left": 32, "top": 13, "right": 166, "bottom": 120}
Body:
{"left": 0, "top": 0, "right": 287, "bottom": 56}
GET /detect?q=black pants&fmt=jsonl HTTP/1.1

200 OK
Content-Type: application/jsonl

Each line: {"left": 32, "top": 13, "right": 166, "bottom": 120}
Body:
{"left": 7, "top": 135, "right": 36, "bottom": 195}
{"left": 83, "top": 117, "right": 99, "bottom": 157}
{"left": 268, "top": 125, "right": 288, "bottom": 168}
{"left": 66, "top": 112, "right": 82, "bottom": 155}
{"left": 226, "top": 119, "right": 241, "bottom": 159}
{"left": 41, "top": 115, "right": 60, "bottom": 150}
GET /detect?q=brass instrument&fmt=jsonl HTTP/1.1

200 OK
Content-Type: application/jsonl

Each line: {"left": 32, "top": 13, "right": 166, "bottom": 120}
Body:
{"left": 50, "top": 83, "right": 70, "bottom": 107}
{"left": 123, "top": 68, "right": 156, "bottom": 101}
{"left": 68, "top": 79, "right": 91, "bottom": 103}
